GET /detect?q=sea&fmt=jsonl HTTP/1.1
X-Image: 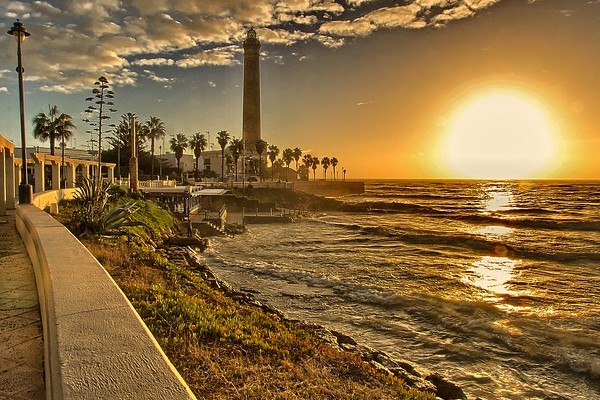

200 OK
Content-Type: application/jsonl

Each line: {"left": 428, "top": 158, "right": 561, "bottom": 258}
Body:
{"left": 197, "top": 180, "right": 600, "bottom": 400}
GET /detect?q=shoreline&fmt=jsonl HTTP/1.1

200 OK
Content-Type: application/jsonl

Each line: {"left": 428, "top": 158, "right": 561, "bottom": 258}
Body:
{"left": 184, "top": 246, "right": 469, "bottom": 400}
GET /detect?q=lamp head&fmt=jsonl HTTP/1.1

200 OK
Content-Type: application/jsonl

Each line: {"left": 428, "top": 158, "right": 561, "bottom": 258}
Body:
{"left": 7, "top": 19, "right": 31, "bottom": 43}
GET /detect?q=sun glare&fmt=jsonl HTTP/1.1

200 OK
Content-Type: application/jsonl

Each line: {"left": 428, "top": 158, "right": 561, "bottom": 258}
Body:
{"left": 441, "top": 89, "right": 559, "bottom": 179}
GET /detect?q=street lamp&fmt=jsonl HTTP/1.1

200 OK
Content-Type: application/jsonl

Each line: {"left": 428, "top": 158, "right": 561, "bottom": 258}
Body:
{"left": 159, "top": 145, "right": 163, "bottom": 179}
{"left": 7, "top": 19, "right": 32, "bottom": 204}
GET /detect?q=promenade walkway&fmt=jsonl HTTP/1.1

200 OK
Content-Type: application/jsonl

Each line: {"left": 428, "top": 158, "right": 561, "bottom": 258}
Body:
{"left": 0, "top": 210, "right": 44, "bottom": 399}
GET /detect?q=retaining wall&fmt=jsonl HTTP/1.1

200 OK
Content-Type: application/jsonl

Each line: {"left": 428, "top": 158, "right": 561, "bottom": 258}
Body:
{"left": 16, "top": 190, "right": 196, "bottom": 400}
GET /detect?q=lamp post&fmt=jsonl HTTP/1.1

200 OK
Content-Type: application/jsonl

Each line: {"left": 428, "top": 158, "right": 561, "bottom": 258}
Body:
{"left": 159, "top": 145, "right": 162, "bottom": 179}
{"left": 7, "top": 19, "right": 32, "bottom": 204}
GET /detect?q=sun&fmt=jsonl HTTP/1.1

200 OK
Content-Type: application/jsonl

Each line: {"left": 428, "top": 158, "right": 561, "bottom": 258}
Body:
{"left": 440, "top": 89, "right": 559, "bottom": 179}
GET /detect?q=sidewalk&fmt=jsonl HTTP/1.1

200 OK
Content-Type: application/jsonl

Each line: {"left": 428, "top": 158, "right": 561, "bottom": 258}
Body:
{"left": 0, "top": 210, "right": 44, "bottom": 399}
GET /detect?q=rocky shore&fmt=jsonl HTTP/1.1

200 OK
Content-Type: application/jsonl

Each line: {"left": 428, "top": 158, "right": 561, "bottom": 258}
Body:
{"left": 159, "top": 239, "right": 470, "bottom": 400}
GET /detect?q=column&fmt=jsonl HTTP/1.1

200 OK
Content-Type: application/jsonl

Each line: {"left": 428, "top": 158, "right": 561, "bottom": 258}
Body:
{"left": 66, "top": 164, "right": 76, "bottom": 188}
{"left": 82, "top": 163, "right": 90, "bottom": 180}
{"left": 34, "top": 158, "right": 45, "bottom": 193}
{"left": 108, "top": 166, "right": 115, "bottom": 183}
{"left": 6, "top": 151, "right": 16, "bottom": 209}
{"left": 51, "top": 162, "right": 60, "bottom": 190}
{"left": 0, "top": 149, "right": 6, "bottom": 215}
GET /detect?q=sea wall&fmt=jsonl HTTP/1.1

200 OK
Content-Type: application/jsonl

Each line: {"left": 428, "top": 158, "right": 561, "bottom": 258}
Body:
{"left": 16, "top": 191, "right": 196, "bottom": 400}
{"left": 293, "top": 181, "right": 365, "bottom": 197}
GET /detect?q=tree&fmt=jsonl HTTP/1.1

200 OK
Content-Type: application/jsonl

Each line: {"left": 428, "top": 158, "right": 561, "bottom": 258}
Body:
{"left": 228, "top": 138, "right": 244, "bottom": 182}
{"left": 311, "top": 157, "right": 320, "bottom": 180}
{"left": 282, "top": 148, "right": 294, "bottom": 182}
{"left": 84, "top": 76, "right": 116, "bottom": 188}
{"left": 292, "top": 147, "right": 302, "bottom": 178}
{"left": 267, "top": 145, "right": 280, "bottom": 181}
{"left": 216, "top": 130, "right": 230, "bottom": 182}
{"left": 110, "top": 113, "right": 146, "bottom": 160}
{"left": 56, "top": 113, "right": 75, "bottom": 147}
{"left": 32, "top": 105, "right": 61, "bottom": 155}
{"left": 331, "top": 157, "right": 339, "bottom": 181}
{"left": 321, "top": 157, "right": 331, "bottom": 181}
{"left": 255, "top": 139, "right": 267, "bottom": 182}
{"left": 302, "top": 154, "right": 313, "bottom": 181}
{"left": 169, "top": 133, "right": 189, "bottom": 179}
{"left": 143, "top": 116, "right": 166, "bottom": 179}
{"left": 273, "top": 159, "right": 284, "bottom": 180}
{"left": 190, "top": 132, "right": 207, "bottom": 181}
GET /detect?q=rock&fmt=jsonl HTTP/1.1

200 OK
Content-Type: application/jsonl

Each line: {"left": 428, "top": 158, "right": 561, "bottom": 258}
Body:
{"left": 165, "top": 236, "right": 208, "bottom": 250}
{"left": 331, "top": 330, "right": 357, "bottom": 346}
{"left": 425, "top": 372, "right": 467, "bottom": 400}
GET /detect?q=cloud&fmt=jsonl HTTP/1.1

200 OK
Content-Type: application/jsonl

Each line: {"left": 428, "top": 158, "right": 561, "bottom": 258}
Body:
{"left": 0, "top": 87, "right": 8, "bottom": 93}
{"left": 319, "top": 18, "right": 376, "bottom": 37}
{"left": 143, "top": 70, "right": 174, "bottom": 84}
{"left": 175, "top": 46, "right": 241, "bottom": 68}
{"left": 0, "top": 0, "right": 508, "bottom": 93}
{"left": 131, "top": 58, "right": 176, "bottom": 67}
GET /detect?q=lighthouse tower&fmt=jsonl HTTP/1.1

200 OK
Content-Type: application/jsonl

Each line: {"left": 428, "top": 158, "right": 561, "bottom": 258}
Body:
{"left": 242, "top": 28, "right": 261, "bottom": 153}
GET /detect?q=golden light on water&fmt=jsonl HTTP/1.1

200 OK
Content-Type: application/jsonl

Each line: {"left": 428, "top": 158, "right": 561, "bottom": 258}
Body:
{"left": 464, "top": 256, "right": 519, "bottom": 297}
{"left": 440, "top": 88, "right": 560, "bottom": 179}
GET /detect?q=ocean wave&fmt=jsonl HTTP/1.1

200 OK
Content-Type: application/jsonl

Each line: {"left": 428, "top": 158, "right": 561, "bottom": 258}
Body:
{"left": 362, "top": 192, "right": 474, "bottom": 201}
{"left": 455, "top": 214, "right": 600, "bottom": 232}
{"left": 341, "top": 200, "right": 448, "bottom": 214}
{"left": 317, "top": 219, "right": 600, "bottom": 263}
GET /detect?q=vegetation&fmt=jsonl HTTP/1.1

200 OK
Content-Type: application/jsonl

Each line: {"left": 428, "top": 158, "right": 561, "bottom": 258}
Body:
{"left": 255, "top": 139, "right": 267, "bottom": 182}
{"left": 190, "top": 132, "right": 208, "bottom": 181}
{"left": 32, "top": 105, "right": 75, "bottom": 156}
{"left": 217, "top": 130, "right": 230, "bottom": 182}
{"left": 267, "top": 145, "right": 279, "bottom": 181}
{"left": 228, "top": 138, "right": 244, "bottom": 182}
{"left": 331, "top": 156, "right": 339, "bottom": 180}
{"left": 321, "top": 156, "right": 331, "bottom": 181}
{"left": 282, "top": 148, "right": 294, "bottom": 182}
{"left": 84, "top": 76, "right": 117, "bottom": 187}
{"left": 311, "top": 156, "right": 320, "bottom": 180}
{"left": 170, "top": 133, "right": 189, "bottom": 179}
{"left": 143, "top": 116, "right": 166, "bottom": 178}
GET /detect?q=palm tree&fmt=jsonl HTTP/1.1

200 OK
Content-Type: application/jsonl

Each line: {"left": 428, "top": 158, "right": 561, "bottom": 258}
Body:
{"left": 302, "top": 154, "right": 312, "bottom": 181}
{"left": 267, "top": 145, "right": 280, "bottom": 181}
{"left": 255, "top": 139, "right": 267, "bottom": 182}
{"left": 190, "top": 132, "right": 208, "bottom": 181}
{"left": 321, "top": 157, "right": 331, "bottom": 181}
{"left": 228, "top": 138, "right": 244, "bottom": 182}
{"left": 282, "top": 148, "right": 294, "bottom": 182}
{"left": 143, "top": 116, "right": 166, "bottom": 179}
{"left": 56, "top": 113, "right": 75, "bottom": 149}
{"left": 216, "top": 130, "right": 230, "bottom": 182}
{"left": 32, "top": 105, "right": 61, "bottom": 155}
{"left": 331, "top": 157, "right": 339, "bottom": 181}
{"left": 169, "top": 133, "right": 189, "bottom": 180}
{"left": 311, "top": 156, "right": 320, "bottom": 181}
{"left": 292, "top": 147, "right": 302, "bottom": 178}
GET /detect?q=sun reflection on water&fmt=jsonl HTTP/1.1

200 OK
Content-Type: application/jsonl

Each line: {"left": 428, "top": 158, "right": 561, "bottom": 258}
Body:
{"left": 481, "top": 184, "right": 514, "bottom": 213}
{"left": 475, "top": 225, "right": 513, "bottom": 236}
{"left": 466, "top": 256, "right": 518, "bottom": 296}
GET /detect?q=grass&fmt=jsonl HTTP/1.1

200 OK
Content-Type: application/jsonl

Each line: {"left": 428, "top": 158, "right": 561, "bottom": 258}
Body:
{"left": 59, "top": 196, "right": 435, "bottom": 399}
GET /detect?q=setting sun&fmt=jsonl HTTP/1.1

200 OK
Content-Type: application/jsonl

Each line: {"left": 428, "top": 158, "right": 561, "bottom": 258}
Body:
{"left": 441, "top": 89, "right": 560, "bottom": 179}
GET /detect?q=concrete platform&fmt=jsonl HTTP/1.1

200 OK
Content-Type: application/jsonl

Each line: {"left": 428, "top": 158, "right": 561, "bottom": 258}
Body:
{"left": 0, "top": 210, "right": 44, "bottom": 400}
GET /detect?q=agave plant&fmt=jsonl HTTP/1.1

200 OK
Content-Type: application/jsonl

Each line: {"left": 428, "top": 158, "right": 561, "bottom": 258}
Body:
{"left": 99, "top": 202, "right": 141, "bottom": 235}
{"left": 73, "top": 177, "right": 140, "bottom": 235}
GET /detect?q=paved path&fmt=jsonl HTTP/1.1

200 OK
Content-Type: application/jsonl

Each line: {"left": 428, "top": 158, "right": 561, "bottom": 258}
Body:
{"left": 0, "top": 210, "right": 44, "bottom": 399}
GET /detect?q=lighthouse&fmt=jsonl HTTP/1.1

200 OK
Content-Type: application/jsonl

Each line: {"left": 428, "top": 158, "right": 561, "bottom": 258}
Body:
{"left": 242, "top": 28, "right": 261, "bottom": 153}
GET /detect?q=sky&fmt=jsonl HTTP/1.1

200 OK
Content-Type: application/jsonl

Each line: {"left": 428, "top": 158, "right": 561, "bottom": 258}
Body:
{"left": 0, "top": 0, "right": 598, "bottom": 179}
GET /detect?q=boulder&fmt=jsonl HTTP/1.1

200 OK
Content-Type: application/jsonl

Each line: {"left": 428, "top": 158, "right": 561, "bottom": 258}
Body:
{"left": 425, "top": 372, "right": 467, "bottom": 400}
